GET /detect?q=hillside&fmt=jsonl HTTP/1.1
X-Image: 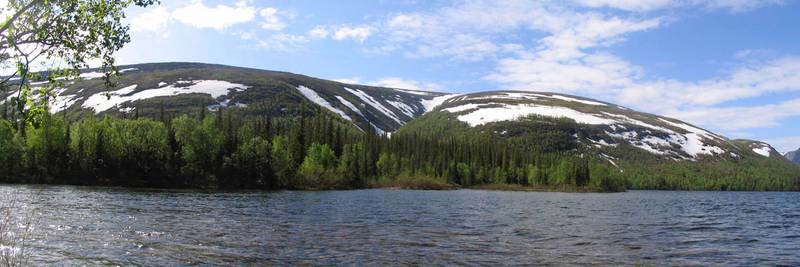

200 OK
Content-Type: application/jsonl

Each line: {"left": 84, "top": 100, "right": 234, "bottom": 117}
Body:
{"left": 1, "top": 62, "right": 798, "bottom": 191}
{"left": 396, "top": 91, "right": 798, "bottom": 190}
{"left": 1, "top": 62, "right": 448, "bottom": 134}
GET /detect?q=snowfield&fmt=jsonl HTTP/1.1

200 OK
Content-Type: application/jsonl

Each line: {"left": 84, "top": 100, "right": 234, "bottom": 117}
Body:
{"left": 420, "top": 94, "right": 459, "bottom": 112}
{"left": 78, "top": 68, "right": 138, "bottom": 80}
{"left": 80, "top": 80, "right": 250, "bottom": 113}
{"left": 442, "top": 96, "right": 728, "bottom": 160}
{"left": 297, "top": 86, "right": 352, "bottom": 122}
{"left": 751, "top": 143, "right": 772, "bottom": 157}
{"left": 345, "top": 87, "right": 404, "bottom": 125}
{"left": 449, "top": 103, "right": 617, "bottom": 126}
{"left": 335, "top": 96, "right": 364, "bottom": 117}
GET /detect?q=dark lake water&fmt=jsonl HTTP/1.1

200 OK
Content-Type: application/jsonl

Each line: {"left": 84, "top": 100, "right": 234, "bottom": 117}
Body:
{"left": 0, "top": 185, "right": 799, "bottom": 266}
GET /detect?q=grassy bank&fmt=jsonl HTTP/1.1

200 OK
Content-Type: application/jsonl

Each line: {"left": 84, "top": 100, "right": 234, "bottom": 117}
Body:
{"left": 370, "top": 175, "right": 460, "bottom": 190}
{"left": 470, "top": 183, "right": 625, "bottom": 193}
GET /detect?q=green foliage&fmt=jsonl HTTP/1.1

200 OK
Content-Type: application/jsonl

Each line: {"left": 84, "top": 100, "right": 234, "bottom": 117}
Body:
{"left": 270, "top": 135, "right": 294, "bottom": 188}
{"left": 25, "top": 115, "right": 70, "bottom": 181}
{"left": 172, "top": 115, "right": 223, "bottom": 186}
{"left": 223, "top": 137, "right": 273, "bottom": 188}
{"left": 0, "top": 0, "right": 158, "bottom": 130}
{"left": 0, "top": 105, "right": 797, "bottom": 192}
{"left": 0, "top": 120, "right": 23, "bottom": 179}
{"left": 297, "top": 143, "right": 340, "bottom": 189}
{"left": 338, "top": 143, "right": 365, "bottom": 187}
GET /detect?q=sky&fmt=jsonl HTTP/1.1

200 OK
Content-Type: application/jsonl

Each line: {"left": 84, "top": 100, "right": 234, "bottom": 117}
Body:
{"left": 118, "top": 0, "right": 800, "bottom": 152}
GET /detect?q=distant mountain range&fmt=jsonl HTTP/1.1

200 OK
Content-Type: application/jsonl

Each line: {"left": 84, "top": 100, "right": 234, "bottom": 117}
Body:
{"left": 785, "top": 149, "right": 800, "bottom": 164}
{"left": 1, "top": 62, "right": 796, "bottom": 175}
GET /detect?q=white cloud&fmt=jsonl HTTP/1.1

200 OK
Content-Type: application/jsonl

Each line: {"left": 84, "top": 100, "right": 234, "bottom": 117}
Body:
{"left": 572, "top": 0, "right": 784, "bottom": 13}
{"left": 172, "top": 1, "right": 256, "bottom": 30}
{"left": 332, "top": 26, "right": 373, "bottom": 43}
{"left": 257, "top": 33, "right": 309, "bottom": 51}
{"left": 259, "top": 7, "right": 287, "bottom": 31}
{"left": 333, "top": 77, "right": 362, "bottom": 84}
{"left": 698, "top": 0, "right": 785, "bottom": 13}
{"left": 131, "top": 6, "right": 171, "bottom": 37}
{"left": 308, "top": 26, "right": 329, "bottom": 39}
{"left": 381, "top": 1, "right": 545, "bottom": 60}
{"left": 764, "top": 136, "right": 800, "bottom": 153}
{"left": 573, "top": 0, "right": 675, "bottom": 11}
{"left": 666, "top": 98, "right": 800, "bottom": 131}
{"left": 371, "top": 77, "right": 443, "bottom": 91}
{"left": 334, "top": 77, "right": 442, "bottom": 92}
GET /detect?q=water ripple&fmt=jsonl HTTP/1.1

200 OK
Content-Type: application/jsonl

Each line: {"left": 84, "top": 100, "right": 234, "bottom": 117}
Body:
{"left": 0, "top": 186, "right": 799, "bottom": 266}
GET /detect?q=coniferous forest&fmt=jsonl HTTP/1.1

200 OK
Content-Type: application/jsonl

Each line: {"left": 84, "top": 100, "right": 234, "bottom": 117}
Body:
{"left": 2, "top": 101, "right": 798, "bottom": 192}
{"left": 0, "top": 103, "right": 630, "bottom": 192}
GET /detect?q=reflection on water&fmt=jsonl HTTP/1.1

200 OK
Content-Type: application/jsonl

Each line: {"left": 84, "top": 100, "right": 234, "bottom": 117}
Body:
{"left": 1, "top": 185, "right": 799, "bottom": 266}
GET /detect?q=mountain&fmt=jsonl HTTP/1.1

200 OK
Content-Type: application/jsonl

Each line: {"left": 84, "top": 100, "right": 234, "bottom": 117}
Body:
{"left": 786, "top": 149, "right": 800, "bottom": 164}
{"left": 0, "top": 62, "right": 792, "bottom": 164}
{"left": 423, "top": 91, "right": 784, "bottom": 161}
{"left": 1, "top": 62, "right": 447, "bottom": 134}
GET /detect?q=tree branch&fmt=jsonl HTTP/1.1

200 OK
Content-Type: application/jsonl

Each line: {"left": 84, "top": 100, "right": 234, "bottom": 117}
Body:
{"left": 0, "top": 0, "right": 42, "bottom": 35}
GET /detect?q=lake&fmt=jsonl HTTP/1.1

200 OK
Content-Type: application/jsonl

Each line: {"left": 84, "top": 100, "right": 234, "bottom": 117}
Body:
{"left": 1, "top": 185, "right": 798, "bottom": 266}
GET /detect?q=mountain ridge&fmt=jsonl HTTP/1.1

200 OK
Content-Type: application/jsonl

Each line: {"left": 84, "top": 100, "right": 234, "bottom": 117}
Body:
{"left": 0, "top": 62, "right": 785, "bottom": 162}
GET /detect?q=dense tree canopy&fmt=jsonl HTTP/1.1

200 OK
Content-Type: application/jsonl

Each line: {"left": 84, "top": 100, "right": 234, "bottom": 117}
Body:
{"left": 0, "top": 107, "right": 797, "bottom": 192}
{"left": 0, "top": 0, "right": 156, "bottom": 129}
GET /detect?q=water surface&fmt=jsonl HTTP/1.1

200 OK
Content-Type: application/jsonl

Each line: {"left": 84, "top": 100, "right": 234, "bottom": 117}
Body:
{"left": 1, "top": 186, "right": 799, "bottom": 266}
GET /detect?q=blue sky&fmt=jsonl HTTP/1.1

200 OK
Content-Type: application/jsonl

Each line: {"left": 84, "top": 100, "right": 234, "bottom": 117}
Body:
{"left": 119, "top": 0, "right": 800, "bottom": 152}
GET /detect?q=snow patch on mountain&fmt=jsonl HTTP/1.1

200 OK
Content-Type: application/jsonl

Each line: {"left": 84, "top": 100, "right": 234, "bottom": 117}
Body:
{"left": 658, "top": 118, "right": 723, "bottom": 141}
{"left": 386, "top": 100, "right": 415, "bottom": 118}
{"left": 297, "top": 86, "right": 352, "bottom": 122}
{"left": 546, "top": 94, "right": 606, "bottom": 106}
{"left": 335, "top": 96, "right": 363, "bottom": 117}
{"left": 81, "top": 80, "right": 249, "bottom": 113}
{"left": 442, "top": 103, "right": 486, "bottom": 113}
{"left": 450, "top": 103, "right": 617, "bottom": 127}
{"left": 420, "top": 94, "right": 459, "bottom": 113}
{"left": 442, "top": 99, "right": 726, "bottom": 160}
{"left": 345, "top": 87, "right": 404, "bottom": 125}
{"left": 79, "top": 68, "right": 138, "bottom": 80}
{"left": 449, "top": 92, "right": 606, "bottom": 106}
{"left": 49, "top": 88, "right": 81, "bottom": 113}
{"left": 393, "top": 88, "right": 432, "bottom": 96}
{"left": 751, "top": 143, "right": 772, "bottom": 157}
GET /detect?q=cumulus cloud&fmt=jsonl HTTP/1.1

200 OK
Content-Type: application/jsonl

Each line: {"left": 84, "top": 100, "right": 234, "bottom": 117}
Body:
{"left": 372, "top": 0, "right": 793, "bottom": 145}
{"left": 131, "top": 6, "right": 171, "bottom": 37}
{"left": 308, "top": 26, "right": 330, "bottom": 39}
{"left": 765, "top": 136, "right": 800, "bottom": 153}
{"left": 257, "top": 33, "right": 310, "bottom": 51}
{"left": 334, "top": 77, "right": 442, "bottom": 92}
{"left": 572, "top": 0, "right": 675, "bottom": 11}
{"left": 332, "top": 26, "right": 373, "bottom": 43}
{"left": 699, "top": 0, "right": 785, "bottom": 13}
{"left": 259, "top": 7, "right": 287, "bottom": 31}
{"left": 572, "top": 0, "right": 784, "bottom": 13}
{"left": 380, "top": 1, "right": 544, "bottom": 61}
{"left": 171, "top": 1, "right": 256, "bottom": 30}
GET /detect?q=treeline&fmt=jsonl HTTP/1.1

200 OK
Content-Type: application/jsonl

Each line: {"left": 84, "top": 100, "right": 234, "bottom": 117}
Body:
{"left": 0, "top": 108, "right": 626, "bottom": 191}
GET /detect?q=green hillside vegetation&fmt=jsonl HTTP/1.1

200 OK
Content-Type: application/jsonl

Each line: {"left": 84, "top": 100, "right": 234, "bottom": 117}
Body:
{"left": 394, "top": 110, "right": 800, "bottom": 191}
{"left": 0, "top": 105, "right": 628, "bottom": 192}
{"left": 1, "top": 63, "right": 799, "bottom": 192}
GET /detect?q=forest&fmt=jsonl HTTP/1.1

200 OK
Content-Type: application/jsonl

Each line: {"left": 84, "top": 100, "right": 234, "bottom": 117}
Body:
{"left": 1, "top": 100, "right": 798, "bottom": 192}
{"left": 0, "top": 104, "right": 634, "bottom": 192}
